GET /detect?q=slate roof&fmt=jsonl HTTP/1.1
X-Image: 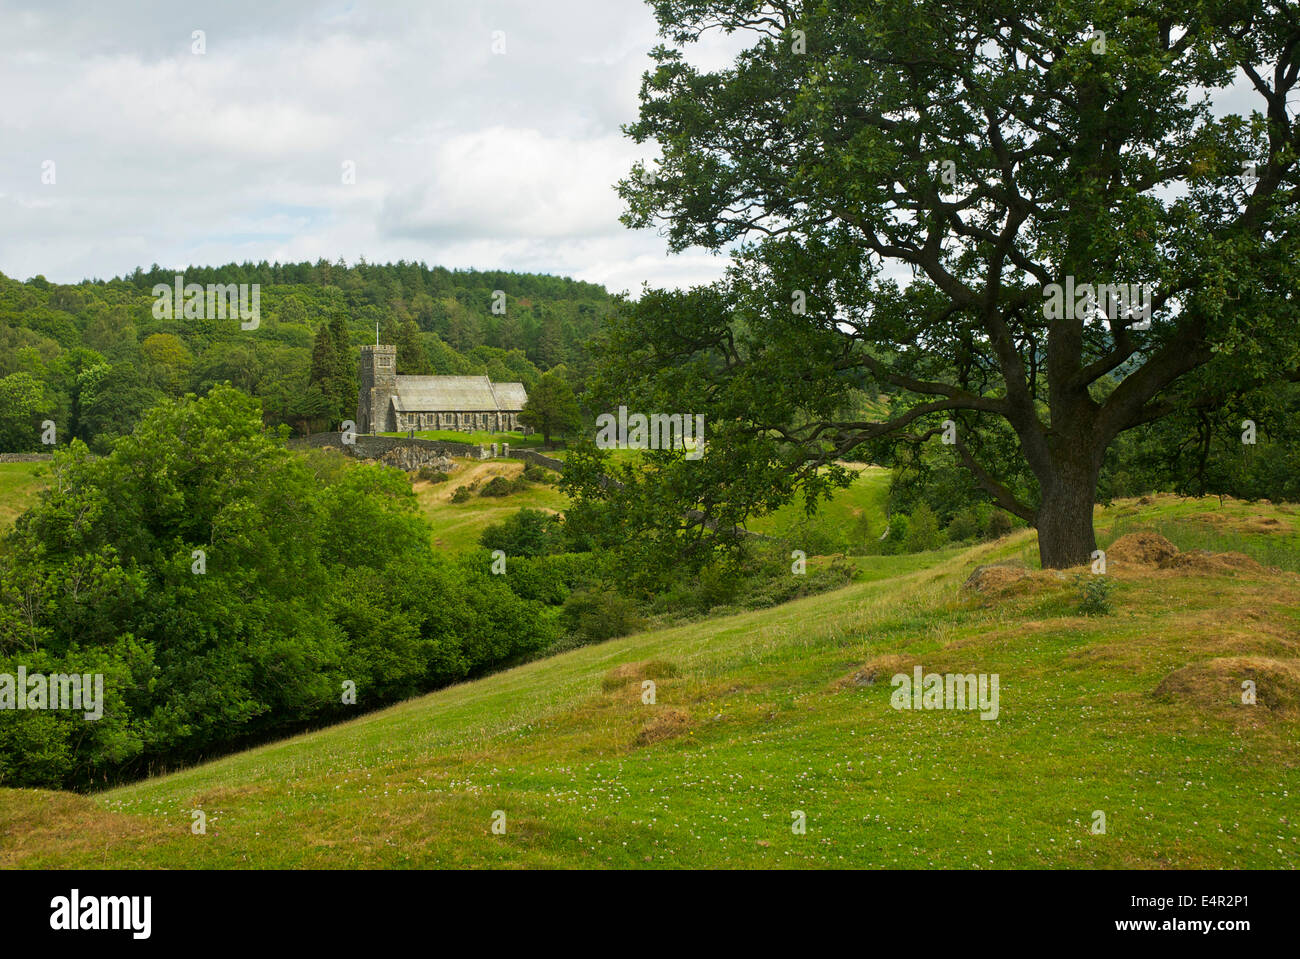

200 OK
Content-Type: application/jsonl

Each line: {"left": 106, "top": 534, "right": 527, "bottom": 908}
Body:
{"left": 489, "top": 381, "right": 529, "bottom": 410}
{"left": 391, "top": 375, "right": 527, "bottom": 412}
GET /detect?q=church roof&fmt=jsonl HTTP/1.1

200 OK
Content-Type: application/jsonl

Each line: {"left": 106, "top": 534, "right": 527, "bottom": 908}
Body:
{"left": 489, "top": 381, "right": 528, "bottom": 410}
{"left": 391, "top": 375, "right": 527, "bottom": 412}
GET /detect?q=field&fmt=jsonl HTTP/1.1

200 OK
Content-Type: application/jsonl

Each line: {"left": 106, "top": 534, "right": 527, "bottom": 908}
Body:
{"left": 413, "top": 457, "right": 903, "bottom": 555}
{"left": 2, "top": 494, "right": 1297, "bottom": 868}
{"left": 0, "top": 462, "right": 47, "bottom": 528}
{"left": 747, "top": 463, "right": 893, "bottom": 548}
{"left": 413, "top": 458, "right": 567, "bottom": 552}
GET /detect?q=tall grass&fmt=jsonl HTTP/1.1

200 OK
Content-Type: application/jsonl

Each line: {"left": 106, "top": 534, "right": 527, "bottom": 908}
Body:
{"left": 1102, "top": 515, "right": 1300, "bottom": 573}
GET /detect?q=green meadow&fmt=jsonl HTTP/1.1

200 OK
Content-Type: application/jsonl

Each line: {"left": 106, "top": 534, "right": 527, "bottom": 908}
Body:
{"left": 747, "top": 463, "right": 893, "bottom": 548}
{"left": 0, "top": 462, "right": 47, "bottom": 529}
{"left": 412, "top": 457, "right": 567, "bottom": 553}
{"left": 3, "top": 493, "right": 1297, "bottom": 869}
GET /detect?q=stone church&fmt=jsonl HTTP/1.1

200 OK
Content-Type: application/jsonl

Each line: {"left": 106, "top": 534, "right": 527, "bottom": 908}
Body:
{"left": 356, "top": 344, "right": 529, "bottom": 434}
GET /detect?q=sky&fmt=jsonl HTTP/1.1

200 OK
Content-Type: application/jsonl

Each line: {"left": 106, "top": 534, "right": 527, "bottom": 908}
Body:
{"left": 0, "top": 2, "right": 1272, "bottom": 298}
{"left": 0, "top": 0, "right": 748, "bottom": 295}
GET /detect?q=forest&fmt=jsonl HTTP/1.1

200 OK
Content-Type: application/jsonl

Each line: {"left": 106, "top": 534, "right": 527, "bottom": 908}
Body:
{"left": 0, "top": 260, "right": 613, "bottom": 452}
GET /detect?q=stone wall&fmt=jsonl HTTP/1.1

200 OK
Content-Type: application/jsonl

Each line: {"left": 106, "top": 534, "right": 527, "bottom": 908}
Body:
{"left": 375, "top": 445, "right": 456, "bottom": 472}
{"left": 289, "top": 433, "right": 571, "bottom": 476}
{"left": 0, "top": 453, "right": 53, "bottom": 462}
{"left": 510, "top": 448, "right": 566, "bottom": 473}
{"left": 290, "top": 432, "right": 491, "bottom": 463}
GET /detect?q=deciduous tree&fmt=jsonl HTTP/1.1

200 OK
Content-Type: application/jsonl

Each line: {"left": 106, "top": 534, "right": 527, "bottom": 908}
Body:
{"left": 616, "top": 0, "right": 1300, "bottom": 567}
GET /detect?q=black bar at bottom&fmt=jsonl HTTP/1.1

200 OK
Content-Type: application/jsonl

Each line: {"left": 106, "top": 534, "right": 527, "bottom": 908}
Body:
{"left": 0, "top": 868, "right": 1285, "bottom": 945}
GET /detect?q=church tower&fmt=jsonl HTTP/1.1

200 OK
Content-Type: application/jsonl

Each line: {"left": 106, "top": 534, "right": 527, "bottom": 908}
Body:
{"left": 357, "top": 344, "right": 397, "bottom": 434}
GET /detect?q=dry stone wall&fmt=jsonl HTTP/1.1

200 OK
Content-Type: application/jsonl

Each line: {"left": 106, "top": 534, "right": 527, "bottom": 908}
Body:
{"left": 289, "top": 433, "right": 569, "bottom": 476}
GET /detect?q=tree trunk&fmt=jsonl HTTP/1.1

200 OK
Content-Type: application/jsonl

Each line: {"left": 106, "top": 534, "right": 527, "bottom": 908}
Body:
{"left": 1035, "top": 454, "right": 1101, "bottom": 569}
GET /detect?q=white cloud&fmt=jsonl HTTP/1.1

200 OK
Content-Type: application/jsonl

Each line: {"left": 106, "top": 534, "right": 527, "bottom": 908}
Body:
{"left": 0, "top": 0, "right": 725, "bottom": 293}
{"left": 380, "top": 128, "right": 633, "bottom": 241}
{"left": 4, "top": 2, "right": 1260, "bottom": 297}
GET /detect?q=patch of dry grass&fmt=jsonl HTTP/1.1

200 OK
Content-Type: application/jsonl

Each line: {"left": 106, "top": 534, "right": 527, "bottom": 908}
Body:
{"left": 830, "top": 654, "right": 918, "bottom": 690}
{"left": 601, "top": 660, "right": 681, "bottom": 692}
{"left": 1154, "top": 657, "right": 1300, "bottom": 716}
{"left": 635, "top": 708, "right": 693, "bottom": 746}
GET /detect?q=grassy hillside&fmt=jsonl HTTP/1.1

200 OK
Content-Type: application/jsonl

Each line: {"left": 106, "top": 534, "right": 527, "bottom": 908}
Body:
{"left": 3, "top": 495, "right": 1297, "bottom": 869}
{"left": 747, "top": 463, "right": 892, "bottom": 548}
{"left": 0, "top": 462, "right": 47, "bottom": 528}
{"left": 413, "top": 458, "right": 567, "bottom": 552}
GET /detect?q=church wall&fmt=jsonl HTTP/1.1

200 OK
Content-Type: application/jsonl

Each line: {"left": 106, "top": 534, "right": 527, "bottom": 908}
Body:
{"left": 390, "top": 410, "right": 523, "bottom": 433}
{"left": 358, "top": 347, "right": 526, "bottom": 436}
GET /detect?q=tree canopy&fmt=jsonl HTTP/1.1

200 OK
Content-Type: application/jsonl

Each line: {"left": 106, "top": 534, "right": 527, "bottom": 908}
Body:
{"left": 0, "top": 260, "right": 615, "bottom": 452}
{"left": 519, "top": 369, "right": 583, "bottom": 446}
{"left": 0, "top": 387, "right": 555, "bottom": 787}
{"left": 610, "top": 0, "right": 1300, "bottom": 567}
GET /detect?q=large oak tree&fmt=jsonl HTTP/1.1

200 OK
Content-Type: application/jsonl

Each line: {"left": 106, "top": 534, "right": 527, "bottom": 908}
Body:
{"left": 611, "top": 0, "right": 1300, "bottom": 567}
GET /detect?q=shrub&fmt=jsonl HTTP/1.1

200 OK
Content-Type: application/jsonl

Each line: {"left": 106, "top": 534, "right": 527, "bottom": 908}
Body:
{"left": 416, "top": 465, "right": 450, "bottom": 483}
{"left": 738, "top": 555, "right": 855, "bottom": 609}
{"left": 496, "top": 559, "right": 566, "bottom": 606}
{"left": 694, "top": 561, "right": 742, "bottom": 610}
{"left": 450, "top": 484, "right": 474, "bottom": 503}
{"left": 947, "top": 505, "right": 984, "bottom": 542}
{"left": 903, "top": 503, "right": 944, "bottom": 552}
{"left": 985, "top": 510, "right": 1014, "bottom": 540}
{"left": 480, "top": 475, "right": 524, "bottom": 497}
{"left": 560, "top": 587, "right": 645, "bottom": 644}
{"left": 1105, "top": 469, "right": 1137, "bottom": 499}
{"left": 479, "top": 508, "right": 565, "bottom": 557}
{"left": 881, "top": 513, "right": 909, "bottom": 554}
{"left": 1075, "top": 574, "right": 1114, "bottom": 616}
{"left": 496, "top": 552, "right": 605, "bottom": 607}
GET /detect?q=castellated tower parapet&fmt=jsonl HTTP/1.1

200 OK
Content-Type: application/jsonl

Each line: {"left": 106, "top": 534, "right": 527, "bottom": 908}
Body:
{"left": 357, "top": 344, "right": 397, "bottom": 434}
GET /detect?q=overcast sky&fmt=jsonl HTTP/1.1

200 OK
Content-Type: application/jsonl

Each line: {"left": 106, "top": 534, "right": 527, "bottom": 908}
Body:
{"left": 0, "top": 2, "right": 1271, "bottom": 298}
{"left": 0, "top": 0, "right": 747, "bottom": 295}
